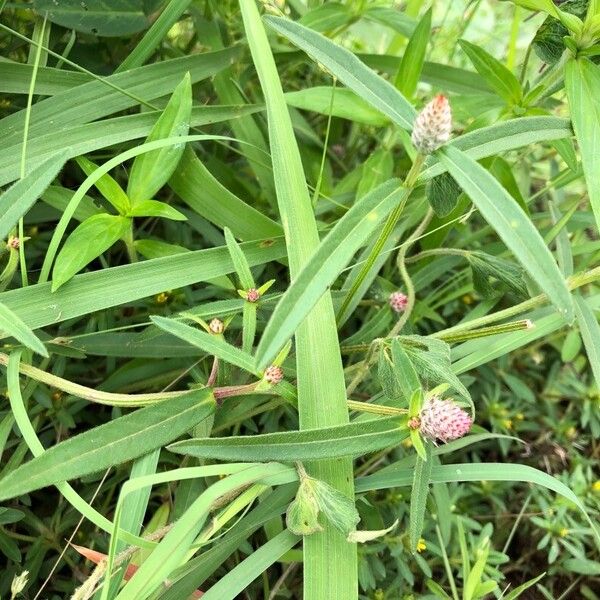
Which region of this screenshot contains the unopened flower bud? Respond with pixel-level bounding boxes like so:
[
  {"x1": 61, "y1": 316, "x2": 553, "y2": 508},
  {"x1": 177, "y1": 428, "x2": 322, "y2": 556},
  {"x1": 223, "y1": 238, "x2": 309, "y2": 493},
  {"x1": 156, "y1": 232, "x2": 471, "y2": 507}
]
[
  {"x1": 7, "y1": 236, "x2": 20, "y2": 250},
  {"x1": 246, "y1": 288, "x2": 260, "y2": 303},
  {"x1": 411, "y1": 94, "x2": 452, "y2": 155},
  {"x1": 389, "y1": 291, "x2": 408, "y2": 313},
  {"x1": 209, "y1": 318, "x2": 224, "y2": 335},
  {"x1": 419, "y1": 396, "x2": 471, "y2": 443},
  {"x1": 11, "y1": 570, "x2": 29, "y2": 597},
  {"x1": 264, "y1": 365, "x2": 284, "y2": 385}
]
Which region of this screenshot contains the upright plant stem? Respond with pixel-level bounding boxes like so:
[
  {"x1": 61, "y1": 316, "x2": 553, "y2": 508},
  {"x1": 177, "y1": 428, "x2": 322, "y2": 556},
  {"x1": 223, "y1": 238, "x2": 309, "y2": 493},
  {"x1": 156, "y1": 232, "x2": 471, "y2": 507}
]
[
  {"x1": 337, "y1": 154, "x2": 425, "y2": 323},
  {"x1": 239, "y1": 2, "x2": 357, "y2": 598}
]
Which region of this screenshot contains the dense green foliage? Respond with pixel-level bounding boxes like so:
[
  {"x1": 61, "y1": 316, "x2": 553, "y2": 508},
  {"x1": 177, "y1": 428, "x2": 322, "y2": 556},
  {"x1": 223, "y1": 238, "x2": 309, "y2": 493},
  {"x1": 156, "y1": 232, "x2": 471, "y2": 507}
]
[{"x1": 1, "y1": 1, "x2": 600, "y2": 598}]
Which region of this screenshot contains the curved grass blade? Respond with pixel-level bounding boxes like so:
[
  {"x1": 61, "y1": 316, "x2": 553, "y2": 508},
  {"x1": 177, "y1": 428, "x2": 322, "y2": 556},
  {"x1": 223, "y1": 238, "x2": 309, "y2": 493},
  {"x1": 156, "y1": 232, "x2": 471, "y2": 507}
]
[
  {"x1": 439, "y1": 144, "x2": 573, "y2": 321},
  {"x1": 265, "y1": 15, "x2": 416, "y2": 130},
  {"x1": 0, "y1": 151, "x2": 67, "y2": 240},
  {"x1": 255, "y1": 179, "x2": 404, "y2": 369},
  {"x1": 0, "y1": 303, "x2": 48, "y2": 357}
]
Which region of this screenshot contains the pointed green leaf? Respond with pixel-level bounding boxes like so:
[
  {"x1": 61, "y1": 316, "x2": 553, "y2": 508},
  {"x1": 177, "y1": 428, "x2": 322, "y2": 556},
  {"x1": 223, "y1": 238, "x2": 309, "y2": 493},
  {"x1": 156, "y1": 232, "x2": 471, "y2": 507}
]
[
  {"x1": 438, "y1": 144, "x2": 573, "y2": 321},
  {"x1": 126, "y1": 199, "x2": 187, "y2": 221},
  {"x1": 224, "y1": 227, "x2": 255, "y2": 290},
  {"x1": 574, "y1": 294, "x2": 600, "y2": 388},
  {"x1": 75, "y1": 155, "x2": 130, "y2": 214},
  {"x1": 395, "y1": 8, "x2": 432, "y2": 98},
  {"x1": 459, "y1": 40, "x2": 522, "y2": 104},
  {"x1": 0, "y1": 303, "x2": 48, "y2": 357},
  {"x1": 128, "y1": 72, "x2": 192, "y2": 204},
  {"x1": 169, "y1": 416, "x2": 407, "y2": 462},
  {"x1": 265, "y1": 16, "x2": 416, "y2": 130},
  {"x1": 565, "y1": 58, "x2": 600, "y2": 234},
  {"x1": 409, "y1": 445, "x2": 433, "y2": 551},
  {"x1": 52, "y1": 214, "x2": 131, "y2": 291},
  {"x1": 150, "y1": 315, "x2": 255, "y2": 373},
  {"x1": 0, "y1": 151, "x2": 67, "y2": 241}
]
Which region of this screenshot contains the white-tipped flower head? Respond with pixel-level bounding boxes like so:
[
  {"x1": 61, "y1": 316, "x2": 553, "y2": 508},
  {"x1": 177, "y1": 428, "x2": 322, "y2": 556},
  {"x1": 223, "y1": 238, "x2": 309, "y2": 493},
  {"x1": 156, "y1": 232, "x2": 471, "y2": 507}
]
[
  {"x1": 389, "y1": 291, "x2": 408, "y2": 313},
  {"x1": 209, "y1": 318, "x2": 224, "y2": 335},
  {"x1": 411, "y1": 94, "x2": 452, "y2": 155},
  {"x1": 419, "y1": 396, "x2": 472, "y2": 443}
]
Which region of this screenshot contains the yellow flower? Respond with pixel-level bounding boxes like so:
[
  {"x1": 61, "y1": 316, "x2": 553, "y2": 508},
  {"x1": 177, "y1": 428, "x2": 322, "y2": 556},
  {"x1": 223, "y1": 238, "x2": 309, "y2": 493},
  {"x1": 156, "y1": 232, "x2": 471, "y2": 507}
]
[
  {"x1": 559, "y1": 527, "x2": 569, "y2": 538},
  {"x1": 155, "y1": 291, "x2": 170, "y2": 304},
  {"x1": 515, "y1": 413, "x2": 525, "y2": 421},
  {"x1": 592, "y1": 480, "x2": 600, "y2": 492},
  {"x1": 502, "y1": 419, "x2": 513, "y2": 430},
  {"x1": 402, "y1": 437, "x2": 413, "y2": 448},
  {"x1": 462, "y1": 294, "x2": 473, "y2": 305},
  {"x1": 416, "y1": 538, "x2": 427, "y2": 552}
]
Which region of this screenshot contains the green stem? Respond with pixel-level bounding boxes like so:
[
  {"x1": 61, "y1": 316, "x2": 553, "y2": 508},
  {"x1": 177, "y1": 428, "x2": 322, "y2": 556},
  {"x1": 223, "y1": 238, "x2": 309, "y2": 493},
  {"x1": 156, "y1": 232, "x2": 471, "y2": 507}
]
[
  {"x1": 389, "y1": 208, "x2": 434, "y2": 337},
  {"x1": 124, "y1": 222, "x2": 138, "y2": 263},
  {"x1": 337, "y1": 154, "x2": 426, "y2": 323}
]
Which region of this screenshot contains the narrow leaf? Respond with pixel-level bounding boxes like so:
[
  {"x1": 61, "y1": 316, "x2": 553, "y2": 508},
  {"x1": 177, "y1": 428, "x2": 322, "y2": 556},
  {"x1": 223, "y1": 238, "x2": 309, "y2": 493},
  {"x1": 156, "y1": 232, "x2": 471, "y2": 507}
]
[
  {"x1": 409, "y1": 445, "x2": 433, "y2": 551},
  {"x1": 565, "y1": 57, "x2": 600, "y2": 234},
  {"x1": 169, "y1": 416, "x2": 407, "y2": 462},
  {"x1": 265, "y1": 16, "x2": 416, "y2": 130},
  {"x1": 127, "y1": 72, "x2": 192, "y2": 204},
  {"x1": 51, "y1": 214, "x2": 131, "y2": 291},
  {"x1": 150, "y1": 315, "x2": 255, "y2": 373},
  {"x1": 0, "y1": 151, "x2": 66, "y2": 241},
  {"x1": 438, "y1": 144, "x2": 573, "y2": 321},
  {"x1": 0, "y1": 303, "x2": 48, "y2": 357}
]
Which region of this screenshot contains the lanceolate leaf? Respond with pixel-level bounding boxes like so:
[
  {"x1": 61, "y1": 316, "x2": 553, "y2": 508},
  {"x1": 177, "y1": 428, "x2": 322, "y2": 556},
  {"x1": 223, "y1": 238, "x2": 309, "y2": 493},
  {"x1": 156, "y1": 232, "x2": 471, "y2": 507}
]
[
  {"x1": 169, "y1": 416, "x2": 408, "y2": 462},
  {"x1": 439, "y1": 144, "x2": 573, "y2": 322},
  {"x1": 256, "y1": 179, "x2": 404, "y2": 369},
  {"x1": 265, "y1": 15, "x2": 416, "y2": 130},
  {"x1": 459, "y1": 40, "x2": 522, "y2": 104},
  {"x1": 409, "y1": 446, "x2": 433, "y2": 551},
  {"x1": 128, "y1": 73, "x2": 192, "y2": 204},
  {"x1": 395, "y1": 8, "x2": 431, "y2": 98},
  {"x1": 51, "y1": 214, "x2": 131, "y2": 291},
  {"x1": 0, "y1": 390, "x2": 216, "y2": 501},
  {"x1": 565, "y1": 57, "x2": 600, "y2": 234}
]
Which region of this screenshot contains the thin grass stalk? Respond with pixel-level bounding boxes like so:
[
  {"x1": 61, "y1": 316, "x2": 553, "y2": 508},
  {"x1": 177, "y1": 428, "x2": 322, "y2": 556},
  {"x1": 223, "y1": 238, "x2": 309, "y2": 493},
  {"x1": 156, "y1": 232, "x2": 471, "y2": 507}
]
[{"x1": 238, "y1": 1, "x2": 357, "y2": 597}]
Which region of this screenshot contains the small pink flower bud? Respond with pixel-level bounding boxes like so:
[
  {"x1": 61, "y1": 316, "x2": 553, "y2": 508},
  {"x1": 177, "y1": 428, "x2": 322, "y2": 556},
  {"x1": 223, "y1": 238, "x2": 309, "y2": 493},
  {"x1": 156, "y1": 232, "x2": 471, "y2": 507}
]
[
  {"x1": 7, "y1": 236, "x2": 20, "y2": 250},
  {"x1": 389, "y1": 291, "x2": 408, "y2": 313},
  {"x1": 246, "y1": 288, "x2": 260, "y2": 303},
  {"x1": 419, "y1": 397, "x2": 472, "y2": 443},
  {"x1": 408, "y1": 417, "x2": 421, "y2": 430},
  {"x1": 209, "y1": 318, "x2": 224, "y2": 335},
  {"x1": 411, "y1": 94, "x2": 452, "y2": 155},
  {"x1": 264, "y1": 365, "x2": 284, "y2": 385}
]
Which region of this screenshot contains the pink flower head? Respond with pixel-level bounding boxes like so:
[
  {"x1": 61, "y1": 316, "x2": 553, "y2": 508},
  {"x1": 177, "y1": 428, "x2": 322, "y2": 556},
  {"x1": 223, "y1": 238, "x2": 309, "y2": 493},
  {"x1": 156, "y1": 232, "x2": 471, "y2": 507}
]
[
  {"x1": 389, "y1": 291, "x2": 408, "y2": 313},
  {"x1": 264, "y1": 365, "x2": 284, "y2": 385},
  {"x1": 419, "y1": 396, "x2": 472, "y2": 443},
  {"x1": 246, "y1": 288, "x2": 260, "y2": 303},
  {"x1": 411, "y1": 94, "x2": 452, "y2": 155}
]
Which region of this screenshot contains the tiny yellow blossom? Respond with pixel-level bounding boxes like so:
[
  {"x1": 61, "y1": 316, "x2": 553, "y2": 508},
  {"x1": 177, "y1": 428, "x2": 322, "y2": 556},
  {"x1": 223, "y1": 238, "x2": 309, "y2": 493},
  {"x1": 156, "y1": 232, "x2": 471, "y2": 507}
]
[
  {"x1": 502, "y1": 419, "x2": 513, "y2": 430},
  {"x1": 416, "y1": 538, "x2": 427, "y2": 552},
  {"x1": 592, "y1": 480, "x2": 600, "y2": 492},
  {"x1": 155, "y1": 292, "x2": 170, "y2": 304},
  {"x1": 559, "y1": 527, "x2": 569, "y2": 537},
  {"x1": 402, "y1": 437, "x2": 413, "y2": 448},
  {"x1": 462, "y1": 294, "x2": 473, "y2": 305},
  {"x1": 515, "y1": 413, "x2": 525, "y2": 421}
]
